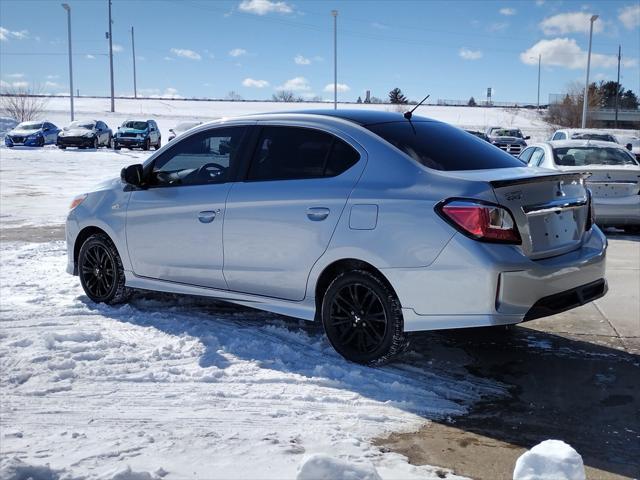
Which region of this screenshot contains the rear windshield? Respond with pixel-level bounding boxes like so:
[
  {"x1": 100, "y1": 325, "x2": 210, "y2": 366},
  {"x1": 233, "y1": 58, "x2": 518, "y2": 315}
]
[
  {"x1": 571, "y1": 133, "x2": 616, "y2": 142},
  {"x1": 554, "y1": 147, "x2": 638, "y2": 166},
  {"x1": 365, "y1": 121, "x2": 524, "y2": 171},
  {"x1": 122, "y1": 121, "x2": 148, "y2": 130}
]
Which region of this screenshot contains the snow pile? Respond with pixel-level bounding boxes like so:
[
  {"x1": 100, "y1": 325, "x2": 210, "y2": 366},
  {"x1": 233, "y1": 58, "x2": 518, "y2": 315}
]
[
  {"x1": 513, "y1": 440, "x2": 585, "y2": 480},
  {"x1": 296, "y1": 454, "x2": 381, "y2": 480},
  {"x1": 0, "y1": 457, "x2": 67, "y2": 480}
]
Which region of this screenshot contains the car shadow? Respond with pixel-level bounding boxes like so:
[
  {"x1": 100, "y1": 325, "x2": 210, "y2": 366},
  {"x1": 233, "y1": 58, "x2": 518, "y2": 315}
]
[
  {"x1": 602, "y1": 227, "x2": 640, "y2": 242},
  {"x1": 81, "y1": 290, "x2": 639, "y2": 478}
]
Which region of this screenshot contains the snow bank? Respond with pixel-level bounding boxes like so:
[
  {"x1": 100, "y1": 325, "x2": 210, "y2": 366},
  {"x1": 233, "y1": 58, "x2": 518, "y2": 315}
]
[
  {"x1": 296, "y1": 454, "x2": 381, "y2": 480},
  {"x1": 0, "y1": 457, "x2": 67, "y2": 480},
  {"x1": 513, "y1": 440, "x2": 585, "y2": 480}
]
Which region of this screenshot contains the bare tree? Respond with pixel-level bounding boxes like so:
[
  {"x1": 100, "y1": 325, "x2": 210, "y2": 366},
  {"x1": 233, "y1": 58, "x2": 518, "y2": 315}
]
[
  {"x1": 545, "y1": 82, "x2": 601, "y2": 128},
  {"x1": 272, "y1": 90, "x2": 300, "y2": 102},
  {"x1": 0, "y1": 85, "x2": 49, "y2": 122},
  {"x1": 225, "y1": 91, "x2": 243, "y2": 101}
]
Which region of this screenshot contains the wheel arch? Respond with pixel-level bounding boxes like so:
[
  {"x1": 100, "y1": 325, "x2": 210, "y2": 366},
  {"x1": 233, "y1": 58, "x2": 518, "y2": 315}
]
[
  {"x1": 313, "y1": 258, "x2": 399, "y2": 321},
  {"x1": 73, "y1": 226, "x2": 111, "y2": 272}
]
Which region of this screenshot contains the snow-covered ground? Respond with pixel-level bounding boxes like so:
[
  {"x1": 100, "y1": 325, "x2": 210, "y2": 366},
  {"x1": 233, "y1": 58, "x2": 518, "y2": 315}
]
[{"x1": 0, "y1": 120, "x2": 514, "y2": 478}]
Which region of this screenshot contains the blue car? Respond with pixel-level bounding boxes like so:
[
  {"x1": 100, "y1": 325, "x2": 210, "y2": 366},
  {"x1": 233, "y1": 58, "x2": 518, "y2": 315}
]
[
  {"x1": 5, "y1": 120, "x2": 60, "y2": 147},
  {"x1": 113, "y1": 119, "x2": 161, "y2": 151}
]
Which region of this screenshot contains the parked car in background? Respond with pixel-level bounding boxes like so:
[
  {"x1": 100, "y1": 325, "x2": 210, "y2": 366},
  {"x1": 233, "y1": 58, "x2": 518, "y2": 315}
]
[
  {"x1": 464, "y1": 129, "x2": 490, "y2": 141},
  {"x1": 4, "y1": 121, "x2": 59, "y2": 147},
  {"x1": 520, "y1": 140, "x2": 640, "y2": 233},
  {"x1": 67, "y1": 110, "x2": 607, "y2": 365},
  {"x1": 549, "y1": 129, "x2": 617, "y2": 143},
  {"x1": 57, "y1": 120, "x2": 112, "y2": 149},
  {"x1": 485, "y1": 127, "x2": 530, "y2": 156},
  {"x1": 614, "y1": 135, "x2": 640, "y2": 161},
  {"x1": 114, "y1": 119, "x2": 161, "y2": 151},
  {"x1": 168, "y1": 121, "x2": 203, "y2": 142}
]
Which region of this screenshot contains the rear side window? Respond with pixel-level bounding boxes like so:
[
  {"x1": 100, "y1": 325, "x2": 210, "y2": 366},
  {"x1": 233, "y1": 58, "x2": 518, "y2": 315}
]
[
  {"x1": 247, "y1": 127, "x2": 359, "y2": 181},
  {"x1": 365, "y1": 121, "x2": 524, "y2": 171},
  {"x1": 552, "y1": 132, "x2": 566, "y2": 140},
  {"x1": 529, "y1": 148, "x2": 545, "y2": 166},
  {"x1": 519, "y1": 147, "x2": 534, "y2": 164}
]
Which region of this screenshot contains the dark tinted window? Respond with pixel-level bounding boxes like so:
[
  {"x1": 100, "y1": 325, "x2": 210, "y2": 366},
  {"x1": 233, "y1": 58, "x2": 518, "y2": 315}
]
[
  {"x1": 552, "y1": 132, "x2": 566, "y2": 140},
  {"x1": 325, "y1": 138, "x2": 360, "y2": 176},
  {"x1": 149, "y1": 126, "x2": 247, "y2": 187},
  {"x1": 366, "y1": 121, "x2": 524, "y2": 171},
  {"x1": 248, "y1": 127, "x2": 336, "y2": 181}
]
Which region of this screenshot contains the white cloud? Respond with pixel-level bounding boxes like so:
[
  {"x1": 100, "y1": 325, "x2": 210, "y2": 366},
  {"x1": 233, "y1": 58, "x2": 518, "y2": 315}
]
[
  {"x1": 499, "y1": 7, "x2": 516, "y2": 16},
  {"x1": 520, "y1": 38, "x2": 637, "y2": 69},
  {"x1": 229, "y1": 48, "x2": 247, "y2": 57},
  {"x1": 112, "y1": 43, "x2": 123, "y2": 53},
  {"x1": 238, "y1": 0, "x2": 292, "y2": 15},
  {"x1": 163, "y1": 56, "x2": 174, "y2": 61},
  {"x1": 5, "y1": 73, "x2": 24, "y2": 78},
  {"x1": 170, "y1": 48, "x2": 201, "y2": 60},
  {"x1": 0, "y1": 26, "x2": 29, "y2": 41},
  {"x1": 536, "y1": 0, "x2": 545, "y2": 5},
  {"x1": 44, "y1": 81, "x2": 61, "y2": 88},
  {"x1": 459, "y1": 47, "x2": 483, "y2": 60},
  {"x1": 323, "y1": 83, "x2": 350, "y2": 93},
  {"x1": 619, "y1": 4, "x2": 640, "y2": 29},
  {"x1": 277, "y1": 76, "x2": 311, "y2": 91},
  {"x1": 86, "y1": 54, "x2": 95, "y2": 60},
  {"x1": 9, "y1": 81, "x2": 28, "y2": 88},
  {"x1": 141, "y1": 87, "x2": 183, "y2": 99},
  {"x1": 46, "y1": 74, "x2": 59, "y2": 80},
  {"x1": 294, "y1": 54, "x2": 311, "y2": 65},
  {"x1": 242, "y1": 78, "x2": 270, "y2": 88},
  {"x1": 487, "y1": 22, "x2": 509, "y2": 32},
  {"x1": 540, "y1": 12, "x2": 603, "y2": 35}
]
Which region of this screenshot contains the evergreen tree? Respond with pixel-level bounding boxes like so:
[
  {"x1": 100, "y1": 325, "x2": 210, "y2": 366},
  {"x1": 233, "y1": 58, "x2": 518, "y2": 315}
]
[
  {"x1": 388, "y1": 88, "x2": 408, "y2": 104},
  {"x1": 468, "y1": 96, "x2": 477, "y2": 107},
  {"x1": 356, "y1": 96, "x2": 362, "y2": 104}
]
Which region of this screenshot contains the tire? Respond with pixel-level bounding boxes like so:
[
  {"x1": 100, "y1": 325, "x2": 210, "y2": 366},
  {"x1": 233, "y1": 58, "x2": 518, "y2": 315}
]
[
  {"x1": 623, "y1": 225, "x2": 640, "y2": 234},
  {"x1": 58, "y1": 145, "x2": 66, "y2": 150},
  {"x1": 155, "y1": 139, "x2": 161, "y2": 150},
  {"x1": 143, "y1": 138, "x2": 150, "y2": 151},
  {"x1": 321, "y1": 270, "x2": 408, "y2": 365},
  {"x1": 78, "y1": 233, "x2": 130, "y2": 304},
  {"x1": 38, "y1": 137, "x2": 45, "y2": 147},
  {"x1": 92, "y1": 137, "x2": 99, "y2": 149},
  {"x1": 114, "y1": 143, "x2": 121, "y2": 150},
  {"x1": 106, "y1": 134, "x2": 112, "y2": 148}
]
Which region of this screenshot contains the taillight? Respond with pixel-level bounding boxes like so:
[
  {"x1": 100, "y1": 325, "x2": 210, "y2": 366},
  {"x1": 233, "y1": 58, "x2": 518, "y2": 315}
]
[{"x1": 437, "y1": 199, "x2": 521, "y2": 244}]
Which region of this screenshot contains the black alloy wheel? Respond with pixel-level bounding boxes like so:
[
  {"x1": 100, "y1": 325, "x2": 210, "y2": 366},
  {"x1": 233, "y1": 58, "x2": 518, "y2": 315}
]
[
  {"x1": 93, "y1": 137, "x2": 99, "y2": 149},
  {"x1": 143, "y1": 138, "x2": 150, "y2": 151},
  {"x1": 322, "y1": 270, "x2": 408, "y2": 365},
  {"x1": 78, "y1": 233, "x2": 129, "y2": 304}
]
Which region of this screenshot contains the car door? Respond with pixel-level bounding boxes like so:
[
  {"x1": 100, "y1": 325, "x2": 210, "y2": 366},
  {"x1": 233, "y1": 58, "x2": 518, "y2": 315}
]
[
  {"x1": 44, "y1": 122, "x2": 57, "y2": 144},
  {"x1": 149, "y1": 121, "x2": 159, "y2": 144},
  {"x1": 125, "y1": 125, "x2": 249, "y2": 288},
  {"x1": 96, "y1": 121, "x2": 106, "y2": 144},
  {"x1": 223, "y1": 124, "x2": 365, "y2": 301}
]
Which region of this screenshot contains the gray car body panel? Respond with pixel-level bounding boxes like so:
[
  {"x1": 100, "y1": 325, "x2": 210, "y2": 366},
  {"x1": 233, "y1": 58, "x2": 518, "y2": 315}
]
[{"x1": 67, "y1": 113, "x2": 607, "y2": 331}]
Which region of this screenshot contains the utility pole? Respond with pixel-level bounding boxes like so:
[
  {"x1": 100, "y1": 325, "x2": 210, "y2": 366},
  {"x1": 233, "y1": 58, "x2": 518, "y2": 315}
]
[
  {"x1": 581, "y1": 14, "x2": 598, "y2": 128},
  {"x1": 131, "y1": 26, "x2": 137, "y2": 99},
  {"x1": 332, "y1": 10, "x2": 338, "y2": 110},
  {"x1": 537, "y1": 53, "x2": 541, "y2": 110},
  {"x1": 62, "y1": 3, "x2": 74, "y2": 121},
  {"x1": 107, "y1": 0, "x2": 115, "y2": 112},
  {"x1": 614, "y1": 45, "x2": 621, "y2": 129}
]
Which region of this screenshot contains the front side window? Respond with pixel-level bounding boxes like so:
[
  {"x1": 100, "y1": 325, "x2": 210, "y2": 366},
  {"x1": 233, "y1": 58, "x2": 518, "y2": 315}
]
[
  {"x1": 247, "y1": 127, "x2": 357, "y2": 181},
  {"x1": 366, "y1": 121, "x2": 524, "y2": 171},
  {"x1": 554, "y1": 147, "x2": 638, "y2": 167},
  {"x1": 149, "y1": 126, "x2": 247, "y2": 187}
]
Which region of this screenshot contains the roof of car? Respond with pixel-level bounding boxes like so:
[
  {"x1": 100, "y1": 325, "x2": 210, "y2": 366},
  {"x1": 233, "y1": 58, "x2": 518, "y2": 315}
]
[
  {"x1": 554, "y1": 128, "x2": 613, "y2": 134},
  {"x1": 546, "y1": 139, "x2": 627, "y2": 149},
  {"x1": 272, "y1": 109, "x2": 436, "y2": 125}
]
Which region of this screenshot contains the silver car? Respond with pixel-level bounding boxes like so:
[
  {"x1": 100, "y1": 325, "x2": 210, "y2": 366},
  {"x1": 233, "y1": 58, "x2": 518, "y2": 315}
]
[
  {"x1": 520, "y1": 140, "x2": 640, "y2": 233},
  {"x1": 66, "y1": 111, "x2": 607, "y2": 364}
]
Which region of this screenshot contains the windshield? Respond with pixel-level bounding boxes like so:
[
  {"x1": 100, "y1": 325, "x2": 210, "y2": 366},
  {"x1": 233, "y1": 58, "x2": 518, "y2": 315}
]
[
  {"x1": 122, "y1": 121, "x2": 148, "y2": 130},
  {"x1": 490, "y1": 128, "x2": 522, "y2": 138},
  {"x1": 17, "y1": 122, "x2": 43, "y2": 131},
  {"x1": 554, "y1": 147, "x2": 638, "y2": 166},
  {"x1": 69, "y1": 121, "x2": 95, "y2": 129},
  {"x1": 571, "y1": 133, "x2": 616, "y2": 142},
  {"x1": 366, "y1": 121, "x2": 525, "y2": 171}
]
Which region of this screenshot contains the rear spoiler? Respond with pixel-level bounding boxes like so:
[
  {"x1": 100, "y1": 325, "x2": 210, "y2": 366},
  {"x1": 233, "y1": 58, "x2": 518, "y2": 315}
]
[{"x1": 490, "y1": 172, "x2": 591, "y2": 188}]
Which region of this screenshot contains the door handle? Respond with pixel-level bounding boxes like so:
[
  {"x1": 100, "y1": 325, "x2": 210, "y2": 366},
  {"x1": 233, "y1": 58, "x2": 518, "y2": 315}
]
[
  {"x1": 198, "y1": 210, "x2": 217, "y2": 223},
  {"x1": 306, "y1": 207, "x2": 330, "y2": 221}
]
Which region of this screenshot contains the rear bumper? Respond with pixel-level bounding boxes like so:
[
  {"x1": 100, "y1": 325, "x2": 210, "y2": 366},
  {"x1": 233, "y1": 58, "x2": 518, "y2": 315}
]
[
  {"x1": 594, "y1": 196, "x2": 640, "y2": 226},
  {"x1": 383, "y1": 227, "x2": 607, "y2": 332}
]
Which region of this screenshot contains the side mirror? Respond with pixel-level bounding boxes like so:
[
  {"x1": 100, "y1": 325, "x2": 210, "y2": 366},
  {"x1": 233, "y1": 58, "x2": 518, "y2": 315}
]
[
  {"x1": 121, "y1": 164, "x2": 144, "y2": 187},
  {"x1": 525, "y1": 136, "x2": 531, "y2": 140},
  {"x1": 627, "y1": 143, "x2": 633, "y2": 151}
]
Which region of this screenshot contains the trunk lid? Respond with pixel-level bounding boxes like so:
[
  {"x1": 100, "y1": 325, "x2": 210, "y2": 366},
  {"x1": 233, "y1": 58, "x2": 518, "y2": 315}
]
[
  {"x1": 559, "y1": 165, "x2": 640, "y2": 199},
  {"x1": 446, "y1": 167, "x2": 591, "y2": 259}
]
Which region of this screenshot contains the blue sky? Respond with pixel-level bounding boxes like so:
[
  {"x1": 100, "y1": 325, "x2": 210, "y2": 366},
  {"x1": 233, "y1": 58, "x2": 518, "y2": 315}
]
[{"x1": 1, "y1": 0, "x2": 639, "y2": 103}]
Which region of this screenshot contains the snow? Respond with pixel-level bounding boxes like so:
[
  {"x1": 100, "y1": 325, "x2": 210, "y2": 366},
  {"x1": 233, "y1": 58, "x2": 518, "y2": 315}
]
[
  {"x1": 513, "y1": 440, "x2": 586, "y2": 480},
  {"x1": 296, "y1": 454, "x2": 382, "y2": 480},
  {"x1": 0, "y1": 97, "x2": 520, "y2": 478}
]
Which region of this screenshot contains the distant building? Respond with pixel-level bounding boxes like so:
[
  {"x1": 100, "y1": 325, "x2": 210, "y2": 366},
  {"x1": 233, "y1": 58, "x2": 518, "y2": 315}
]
[{"x1": 364, "y1": 90, "x2": 371, "y2": 103}]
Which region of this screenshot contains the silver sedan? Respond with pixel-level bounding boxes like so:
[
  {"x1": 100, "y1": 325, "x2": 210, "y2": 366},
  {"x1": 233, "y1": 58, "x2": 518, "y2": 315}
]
[
  {"x1": 520, "y1": 139, "x2": 640, "y2": 233},
  {"x1": 66, "y1": 111, "x2": 607, "y2": 364}
]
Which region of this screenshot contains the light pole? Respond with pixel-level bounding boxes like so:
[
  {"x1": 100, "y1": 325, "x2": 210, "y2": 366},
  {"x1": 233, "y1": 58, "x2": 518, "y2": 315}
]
[
  {"x1": 131, "y1": 26, "x2": 137, "y2": 99},
  {"x1": 581, "y1": 14, "x2": 598, "y2": 128},
  {"x1": 331, "y1": 9, "x2": 338, "y2": 110},
  {"x1": 107, "y1": 0, "x2": 115, "y2": 112},
  {"x1": 62, "y1": 3, "x2": 74, "y2": 121},
  {"x1": 537, "y1": 53, "x2": 541, "y2": 110}
]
